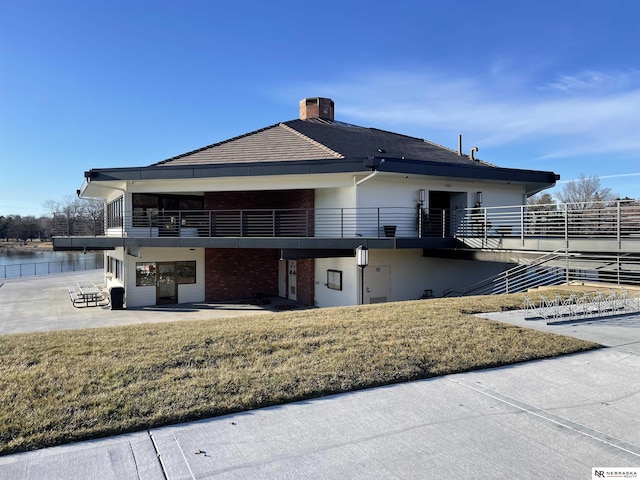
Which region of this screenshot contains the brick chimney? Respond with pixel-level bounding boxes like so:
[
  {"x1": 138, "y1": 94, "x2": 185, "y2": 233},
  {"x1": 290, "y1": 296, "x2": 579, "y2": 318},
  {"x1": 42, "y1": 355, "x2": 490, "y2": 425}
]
[{"x1": 299, "y1": 97, "x2": 334, "y2": 121}]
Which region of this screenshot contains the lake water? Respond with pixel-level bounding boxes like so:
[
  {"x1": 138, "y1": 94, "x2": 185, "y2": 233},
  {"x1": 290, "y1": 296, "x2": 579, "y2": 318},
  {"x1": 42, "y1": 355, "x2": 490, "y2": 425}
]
[{"x1": 0, "y1": 249, "x2": 103, "y2": 279}]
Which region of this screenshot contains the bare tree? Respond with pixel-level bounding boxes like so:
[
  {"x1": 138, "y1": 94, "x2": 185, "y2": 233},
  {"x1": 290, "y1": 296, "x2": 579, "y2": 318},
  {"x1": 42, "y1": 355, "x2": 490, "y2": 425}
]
[
  {"x1": 84, "y1": 199, "x2": 105, "y2": 236},
  {"x1": 555, "y1": 174, "x2": 616, "y2": 209},
  {"x1": 527, "y1": 192, "x2": 556, "y2": 211},
  {"x1": 44, "y1": 195, "x2": 103, "y2": 236}
]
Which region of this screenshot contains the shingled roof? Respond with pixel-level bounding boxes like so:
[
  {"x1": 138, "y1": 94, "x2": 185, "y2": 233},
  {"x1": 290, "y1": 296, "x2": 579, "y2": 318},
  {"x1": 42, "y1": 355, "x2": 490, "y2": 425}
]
[
  {"x1": 82, "y1": 98, "x2": 558, "y2": 196},
  {"x1": 154, "y1": 117, "x2": 490, "y2": 168}
]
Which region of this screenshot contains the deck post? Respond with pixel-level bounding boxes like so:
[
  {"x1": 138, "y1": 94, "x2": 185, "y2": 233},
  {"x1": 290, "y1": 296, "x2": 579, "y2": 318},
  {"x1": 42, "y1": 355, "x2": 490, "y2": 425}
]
[
  {"x1": 520, "y1": 205, "x2": 525, "y2": 247},
  {"x1": 617, "y1": 200, "x2": 621, "y2": 249}
]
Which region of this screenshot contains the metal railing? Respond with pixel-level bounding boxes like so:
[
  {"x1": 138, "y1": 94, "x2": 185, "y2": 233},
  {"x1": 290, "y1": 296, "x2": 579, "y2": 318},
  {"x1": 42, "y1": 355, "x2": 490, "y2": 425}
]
[
  {"x1": 53, "y1": 200, "x2": 640, "y2": 243},
  {"x1": 0, "y1": 257, "x2": 105, "y2": 279},
  {"x1": 443, "y1": 251, "x2": 566, "y2": 297},
  {"x1": 56, "y1": 207, "x2": 422, "y2": 239},
  {"x1": 456, "y1": 200, "x2": 640, "y2": 243},
  {"x1": 443, "y1": 252, "x2": 640, "y2": 297}
]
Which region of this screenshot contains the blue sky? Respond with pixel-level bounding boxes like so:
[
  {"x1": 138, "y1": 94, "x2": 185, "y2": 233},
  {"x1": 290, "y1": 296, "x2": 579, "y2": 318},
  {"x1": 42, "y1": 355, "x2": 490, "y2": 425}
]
[{"x1": 1, "y1": 0, "x2": 639, "y2": 217}]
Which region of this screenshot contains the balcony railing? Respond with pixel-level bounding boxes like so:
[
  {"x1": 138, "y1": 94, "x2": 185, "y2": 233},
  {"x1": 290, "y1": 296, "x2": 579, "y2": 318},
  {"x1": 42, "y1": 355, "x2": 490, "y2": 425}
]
[
  {"x1": 53, "y1": 200, "x2": 640, "y2": 244},
  {"x1": 55, "y1": 207, "x2": 425, "y2": 239},
  {"x1": 455, "y1": 201, "x2": 640, "y2": 242}
]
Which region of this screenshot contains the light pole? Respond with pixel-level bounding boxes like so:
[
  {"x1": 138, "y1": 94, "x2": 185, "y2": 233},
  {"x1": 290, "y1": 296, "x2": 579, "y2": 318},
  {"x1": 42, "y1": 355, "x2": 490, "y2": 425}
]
[{"x1": 356, "y1": 245, "x2": 369, "y2": 305}]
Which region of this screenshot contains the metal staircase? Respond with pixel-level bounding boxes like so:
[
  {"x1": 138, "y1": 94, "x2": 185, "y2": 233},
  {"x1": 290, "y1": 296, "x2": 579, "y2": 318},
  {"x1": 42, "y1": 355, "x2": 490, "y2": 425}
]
[{"x1": 443, "y1": 251, "x2": 640, "y2": 297}]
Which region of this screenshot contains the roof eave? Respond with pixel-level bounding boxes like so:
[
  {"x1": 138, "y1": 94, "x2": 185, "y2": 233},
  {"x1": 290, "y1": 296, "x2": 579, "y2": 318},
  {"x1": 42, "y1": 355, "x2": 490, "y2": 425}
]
[
  {"x1": 368, "y1": 156, "x2": 558, "y2": 190},
  {"x1": 85, "y1": 158, "x2": 370, "y2": 183},
  {"x1": 83, "y1": 156, "x2": 558, "y2": 192}
]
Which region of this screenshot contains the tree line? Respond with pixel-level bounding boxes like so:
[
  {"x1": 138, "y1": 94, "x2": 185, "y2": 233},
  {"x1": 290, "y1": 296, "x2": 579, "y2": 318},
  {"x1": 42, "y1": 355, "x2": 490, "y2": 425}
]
[
  {"x1": 528, "y1": 174, "x2": 636, "y2": 210},
  {"x1": 0, "y1": 196, "x2": 103, "y2": 242}
]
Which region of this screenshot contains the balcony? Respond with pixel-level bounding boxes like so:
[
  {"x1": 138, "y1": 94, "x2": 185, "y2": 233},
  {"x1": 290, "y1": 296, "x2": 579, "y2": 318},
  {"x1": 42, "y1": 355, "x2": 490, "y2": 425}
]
[
  {"x1": 455, "y1": 201, "x2": 640, "y2": 252},
  {"x1": 52, "y1": 201, "x2": 640, "y2": 253},
  {"x1": 53, "y1": 207, "x2": 447, "y2": 250}
]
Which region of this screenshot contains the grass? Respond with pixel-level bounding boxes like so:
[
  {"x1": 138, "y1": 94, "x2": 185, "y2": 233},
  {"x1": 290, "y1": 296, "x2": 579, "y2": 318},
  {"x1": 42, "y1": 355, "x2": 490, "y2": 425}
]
[{"x1": 0, "y1": 292, "x2": 598, "y2": 456}]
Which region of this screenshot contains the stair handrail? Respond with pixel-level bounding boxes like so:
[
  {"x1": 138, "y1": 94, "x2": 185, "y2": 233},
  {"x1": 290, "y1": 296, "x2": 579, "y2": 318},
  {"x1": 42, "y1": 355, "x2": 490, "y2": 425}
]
[{"x1": 442, "y1": 250, "x2": 565, "y2": 297}]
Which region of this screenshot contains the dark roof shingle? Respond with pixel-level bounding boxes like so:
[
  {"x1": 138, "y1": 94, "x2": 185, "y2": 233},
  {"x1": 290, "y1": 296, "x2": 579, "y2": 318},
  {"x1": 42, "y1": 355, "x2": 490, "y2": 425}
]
[{"x1": 154, "y1": 118, "x2": 489, "y2": 168}]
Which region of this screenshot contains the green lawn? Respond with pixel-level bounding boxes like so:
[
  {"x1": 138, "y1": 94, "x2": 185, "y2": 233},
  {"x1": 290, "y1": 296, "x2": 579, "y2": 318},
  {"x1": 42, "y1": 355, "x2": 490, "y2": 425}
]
[{"x1": 0, "y1": 292, "x2": 598, "y2": 455}]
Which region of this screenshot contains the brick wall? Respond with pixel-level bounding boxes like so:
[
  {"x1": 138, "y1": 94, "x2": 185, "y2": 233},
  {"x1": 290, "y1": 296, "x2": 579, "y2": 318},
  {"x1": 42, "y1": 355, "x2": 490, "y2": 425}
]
[
  {"x1": 204, "y1": 248, "x2": 280, "y2": 301},
  {"x1": 294, "y1": 258, "x2": 315, "y2": 305},
  {"x1": 203, "y1": 189, "x2": 315, "y2": 304}
]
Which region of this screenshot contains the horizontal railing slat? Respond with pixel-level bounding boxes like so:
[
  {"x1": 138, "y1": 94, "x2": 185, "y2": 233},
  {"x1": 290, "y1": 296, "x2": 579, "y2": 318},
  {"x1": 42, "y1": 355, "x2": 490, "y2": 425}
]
[{"x1": 52, "y1": 200, "x2": 640, "y2": 244}]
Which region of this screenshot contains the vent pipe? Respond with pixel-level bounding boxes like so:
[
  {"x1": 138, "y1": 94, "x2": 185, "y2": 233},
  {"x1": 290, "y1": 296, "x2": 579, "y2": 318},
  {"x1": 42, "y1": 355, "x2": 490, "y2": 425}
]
[
  {"x1": 458, "y1": 134, "x2": 462, "y2": 156},
  {"x1": 470, "y1": 147, "x2": 479, "y2": 161}
]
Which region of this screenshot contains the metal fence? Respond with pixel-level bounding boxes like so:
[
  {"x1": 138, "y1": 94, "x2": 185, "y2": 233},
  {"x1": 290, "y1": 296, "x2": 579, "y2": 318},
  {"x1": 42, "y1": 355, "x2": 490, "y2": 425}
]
[{"x1": 0, "y1": 257, "x2": 105, "y2": 279}]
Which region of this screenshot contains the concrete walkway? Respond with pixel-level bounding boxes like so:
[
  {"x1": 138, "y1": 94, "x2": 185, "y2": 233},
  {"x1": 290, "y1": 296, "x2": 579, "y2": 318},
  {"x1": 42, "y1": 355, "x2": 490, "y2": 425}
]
[
  {"x1": 0, "y1": 270, "x2": 303, "y2": 335},
  {"x1": 1, "y1": 273, "x2": 639, "y2": 479}
]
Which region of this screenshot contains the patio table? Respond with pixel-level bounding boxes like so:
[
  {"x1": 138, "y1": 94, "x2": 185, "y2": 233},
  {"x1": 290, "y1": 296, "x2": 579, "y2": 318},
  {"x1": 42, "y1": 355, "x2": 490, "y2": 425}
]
[{"x1": 77, "y1": 283, "x2": 101, "y2": 307}]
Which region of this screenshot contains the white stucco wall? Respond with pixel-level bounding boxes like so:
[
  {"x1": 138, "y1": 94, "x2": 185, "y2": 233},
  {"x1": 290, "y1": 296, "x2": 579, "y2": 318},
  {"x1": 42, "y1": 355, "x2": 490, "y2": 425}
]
[
  {"x1": 314, "y1": 249, "x2": 512, "y2": 307},
  {"x1": 314, "y1": 256, "x2": 359, "y2": 307},
  {"x1": 366, "y1": 249, "x2": 510, "y2": 299},
  {"x1": 315, "y1": 187, "x2": 357, "y2": 237},
  {"x1": 353, "y1": 174, "x2": 526, "y2": 237},
  {"x1": 356, "y1": 175, "x2": 525, "y2": 209},
  {"x1": 121, "y1": 247, "x2": 205, "y2": 308},
  {"x1": 105, "y1": 248, "x2": 125, "y2": 291}
]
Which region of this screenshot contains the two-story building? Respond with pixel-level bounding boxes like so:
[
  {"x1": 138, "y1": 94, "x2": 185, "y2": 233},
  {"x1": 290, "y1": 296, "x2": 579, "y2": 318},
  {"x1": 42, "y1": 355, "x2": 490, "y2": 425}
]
[{"x1": 55, "y1": 98, "x2": 559, "y2": 308}]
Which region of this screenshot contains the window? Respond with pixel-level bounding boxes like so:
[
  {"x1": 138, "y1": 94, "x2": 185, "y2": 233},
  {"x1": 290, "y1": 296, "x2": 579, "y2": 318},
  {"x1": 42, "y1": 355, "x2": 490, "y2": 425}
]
[
  {"x1": 136, "y1": 262, "x2": 156, "y2": 286},
  {"x1": 132, "y1": 194, "x2": 159, "y2": 227},
  {"x1": 327, "y1": 269, "x2": 342, "y2": 290},
  {"x1": 135, "y1": 261, "x2": 196, "y2": 286},
  {"x1": 107, "y1": 256, "x2": 123, "y2": 280},
  {"x1": 107, "y1": 197, "x2": 123, "y2": 228},
  {"x1": 131, "y1": 194, "x2": 204, "y2": 227},
  {"x1": 177, "y1": 261, "x2": 196, "y2": 284}
]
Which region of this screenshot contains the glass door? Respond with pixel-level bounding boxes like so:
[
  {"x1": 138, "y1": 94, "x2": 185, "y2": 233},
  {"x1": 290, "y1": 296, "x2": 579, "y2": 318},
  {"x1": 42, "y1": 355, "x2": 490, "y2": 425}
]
[{"x1": 156, "y1": 262, "x2": 177, "y2": 304}]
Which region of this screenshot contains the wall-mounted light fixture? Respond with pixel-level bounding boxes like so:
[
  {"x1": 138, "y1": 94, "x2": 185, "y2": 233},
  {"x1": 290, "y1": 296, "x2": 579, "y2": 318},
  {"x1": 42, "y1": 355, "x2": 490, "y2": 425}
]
[
  {"x1": 475, "y1": 191, "x2": 483, "y2": 206},
  {"x1": 417, "y1": 189, "x2": 426, "y2": 238}
]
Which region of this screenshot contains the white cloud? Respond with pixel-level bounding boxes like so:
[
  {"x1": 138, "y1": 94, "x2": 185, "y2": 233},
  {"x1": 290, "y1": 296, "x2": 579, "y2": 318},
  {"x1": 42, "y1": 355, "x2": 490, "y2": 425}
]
[
  {"x1": 542, "y1": 69, "x2": 640, "y2": 92},
  {"x1": 289, "y1": 68, "x2": 640, "y2": 160}
]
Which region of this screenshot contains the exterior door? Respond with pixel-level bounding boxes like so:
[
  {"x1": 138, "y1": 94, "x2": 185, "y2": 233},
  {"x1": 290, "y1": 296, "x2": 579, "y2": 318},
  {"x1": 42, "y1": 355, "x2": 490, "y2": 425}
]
[
  {"x1": 156, "y1": 262, "x2": 177, "y2": 304},
  {"x1": 364, "y1": 265, "x2": 391, "y2": 304},
  {"x1": 288, "y1": 260, "x2": 297, "y2": 301},
  {"x1": 278, "y1": 260, "x2": 287, "y2": 298},
  {"x1": 427, "y1": 191, "x2": 467, "y2": 236}
]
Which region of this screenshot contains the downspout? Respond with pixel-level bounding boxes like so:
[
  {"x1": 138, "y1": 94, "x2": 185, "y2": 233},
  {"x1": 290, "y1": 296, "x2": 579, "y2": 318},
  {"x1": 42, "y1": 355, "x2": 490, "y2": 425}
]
[
  {"x1": 353, "y1": 170, "x2": 380, "y2": 241},
  {"x1": 354, "y1": 170, "x2": 379, "y2": 186}
]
